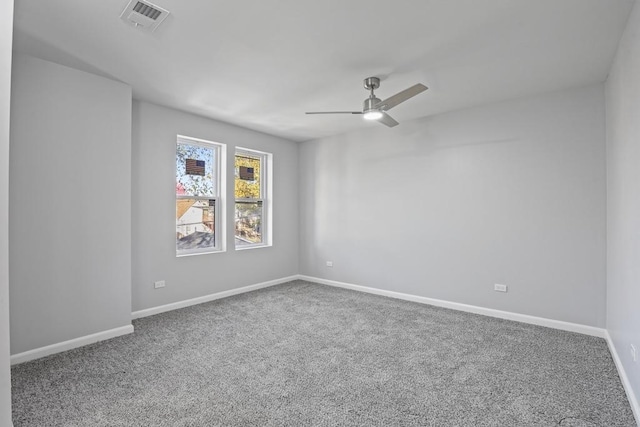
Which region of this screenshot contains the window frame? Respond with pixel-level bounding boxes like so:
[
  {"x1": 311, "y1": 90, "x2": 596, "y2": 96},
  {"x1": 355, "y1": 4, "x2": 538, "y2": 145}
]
[
  {"x1": 234, "y1": 147, "x2": 272, "y2": 250},
  {"x1": 176, "y1": 135, "x2": 226, "y2": 257}
]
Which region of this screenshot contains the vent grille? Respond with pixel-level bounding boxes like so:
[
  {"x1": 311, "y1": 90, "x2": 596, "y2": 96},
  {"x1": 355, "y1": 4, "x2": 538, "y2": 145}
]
[
  {"x1": 120, "y1": 0, "x2": 169, "y2": 32},
  {"x1": 132, "y1": 2, "x2": 162, "y2": 20}
]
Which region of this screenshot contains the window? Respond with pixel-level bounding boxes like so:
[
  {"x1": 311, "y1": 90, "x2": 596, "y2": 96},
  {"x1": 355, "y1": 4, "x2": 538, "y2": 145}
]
[
  {"x1": 235, "y1": 148, "x2": 271, "y2": 249},
  {"x1": 176, "y1": 136, "x2": 225, "y2": 256}
]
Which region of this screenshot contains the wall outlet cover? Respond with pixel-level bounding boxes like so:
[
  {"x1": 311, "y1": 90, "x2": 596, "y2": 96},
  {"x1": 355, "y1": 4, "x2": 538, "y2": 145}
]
[
  {"x1": 326, "y1": 261, "x2": 333, "y2": 267},
  {"x1": 494, "y1": 284, "x2": 508, "y2": 292},
  {"x1": 154, "y1": 280, "x2": 166, "y2": 289}
]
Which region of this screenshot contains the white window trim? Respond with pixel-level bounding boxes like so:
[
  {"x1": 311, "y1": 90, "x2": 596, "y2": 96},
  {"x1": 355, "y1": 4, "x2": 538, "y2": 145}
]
[
  {"x1": 235, "y1": 147, "x2": 272, "y2": 250},
  {"x1": 176, "y1": 135, "x2": 226, "y2": 257}
]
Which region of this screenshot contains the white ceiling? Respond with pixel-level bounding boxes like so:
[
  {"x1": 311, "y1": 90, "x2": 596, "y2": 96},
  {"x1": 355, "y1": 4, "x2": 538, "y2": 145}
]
[{"x1": 12, "y1": 0, "x2": 635, "y2": 142}]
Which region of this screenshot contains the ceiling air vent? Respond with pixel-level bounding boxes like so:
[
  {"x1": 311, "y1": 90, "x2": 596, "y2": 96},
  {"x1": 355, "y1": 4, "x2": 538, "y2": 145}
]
[{"x1": 120, "y1": 0, "x2": 169, "y2": 32}]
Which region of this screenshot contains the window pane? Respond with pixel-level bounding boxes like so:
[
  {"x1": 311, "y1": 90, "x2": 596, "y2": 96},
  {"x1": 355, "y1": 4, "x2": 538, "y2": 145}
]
[
  {"x1": 176, "y1": 199, "x2": 216, "y2": 252},
  {"x1": 235, "y1": 154, "x2": 261, "y2": 199},
  {"x1": 177, "y1": 143, "x2": 216, "y2": 197},
  {"x1": 235, "y1": 201, "x2": 263, "y2": 246}
]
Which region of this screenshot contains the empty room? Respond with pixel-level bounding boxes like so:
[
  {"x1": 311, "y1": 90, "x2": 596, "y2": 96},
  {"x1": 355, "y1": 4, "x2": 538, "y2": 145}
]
[{"x1": 1, "y1": 0, "x2": 640, "y2": 425}]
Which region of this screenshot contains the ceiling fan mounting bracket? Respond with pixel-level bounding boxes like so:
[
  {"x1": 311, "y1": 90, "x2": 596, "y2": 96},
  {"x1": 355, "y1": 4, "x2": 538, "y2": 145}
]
[{"x1": 363, "y1": 77, "x2": 380, "y2": 91}]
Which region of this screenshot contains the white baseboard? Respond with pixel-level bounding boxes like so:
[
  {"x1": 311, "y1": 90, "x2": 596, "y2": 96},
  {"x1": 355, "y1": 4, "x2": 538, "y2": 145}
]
[
  {"x1": 10, "y1": 324, "x2": 134, "y2": 365},
  {"x1": 298, "y1": 275, "x2": 606, "y2": 338},
  {"x1": 605, "y1": 331, "x2": 640, "y2": 425},
  {"x1": 9, "y1": 275, "x2": 635, "y2": 422},
  {"x1": 131, "y1": 275, "x2": 299, "y2": 320}
]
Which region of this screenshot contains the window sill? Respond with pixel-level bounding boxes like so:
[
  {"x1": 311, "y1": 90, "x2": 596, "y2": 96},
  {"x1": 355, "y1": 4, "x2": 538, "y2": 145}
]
[
  {"x1": 176, "y1": 249, "x2": 226, "y2": 258},
  {"x1": 235, "y1": 244, "x2": 271, "y2": 251}
]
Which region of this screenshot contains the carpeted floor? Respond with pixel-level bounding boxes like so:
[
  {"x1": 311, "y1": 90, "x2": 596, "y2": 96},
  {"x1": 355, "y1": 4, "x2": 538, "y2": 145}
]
[{"x1": 11, "y1": 280, "x2": 636, "y2": 426}]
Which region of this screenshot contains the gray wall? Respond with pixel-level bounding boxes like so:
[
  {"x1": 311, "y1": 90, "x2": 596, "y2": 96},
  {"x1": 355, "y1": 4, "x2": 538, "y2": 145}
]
[
  {"x1": 299, "y1": 85, "x2": 606, "y2": 327},
  {"x1": 1, "y1": 1, "x2": 14, "y2": 423},
  {"x1": 132, "y1": 101, "x2": 299, "y2": 312},
  {"x1": 606, "y1": 0, "x2": 640, "y2": 410},
  {"x1": 9, "y1": 54, "x2": 133, "y2": 354}
]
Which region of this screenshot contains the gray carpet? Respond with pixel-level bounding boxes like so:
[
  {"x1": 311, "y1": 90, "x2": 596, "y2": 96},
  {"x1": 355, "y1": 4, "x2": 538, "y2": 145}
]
[{"x1": 11, "y1": 280, "x2": 636, "y2": 426}]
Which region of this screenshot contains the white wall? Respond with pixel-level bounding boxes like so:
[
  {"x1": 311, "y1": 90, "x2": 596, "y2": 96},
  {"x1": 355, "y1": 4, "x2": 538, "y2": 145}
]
[
  {"x1": 1, "y1": 1, "x2": 14, "y2": 423},
  {"x1": 606, "y1": 0, "x2": 640, "y2": 413},
  {"x1": 300, "y1": 84, "x2": 606, "y2": 327},
  {"x1": 132, "y1": 101, "x2": 298, "y2": 312},
  {"x1": 9, "y1": 54, "x2": 133, "y2": 354}
]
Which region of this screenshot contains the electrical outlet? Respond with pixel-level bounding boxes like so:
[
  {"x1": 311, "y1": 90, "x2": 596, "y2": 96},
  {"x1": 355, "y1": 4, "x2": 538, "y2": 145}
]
[
  {"x1": 154, "y1": 280, "x2": 166, "y2": 289},
  {"x1": 326, "y1": 261, "x2": 333, "y2": 267},
  {"x1": 631, "y1": 344, "x2": 637, "y2": 363},
  {"x1": 494, "y1": 284, "x2": 507, "y2": 293}
]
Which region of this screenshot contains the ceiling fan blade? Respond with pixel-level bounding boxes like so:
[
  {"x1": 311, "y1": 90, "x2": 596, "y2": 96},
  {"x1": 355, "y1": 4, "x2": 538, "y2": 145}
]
[
  {"x1": 305, "y1": 111, "x2": 363, "y2": 115},
  {"x1": 378, "y1": 112, "x2": 399, "y2": 127},
  {"x1": 376, "y1": 83, "x2": 428, "y2": 111}
]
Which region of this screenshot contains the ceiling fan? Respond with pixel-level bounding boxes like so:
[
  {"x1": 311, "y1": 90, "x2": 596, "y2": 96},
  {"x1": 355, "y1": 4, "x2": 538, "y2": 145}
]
[{"x1": 306, "y1": 77, "x2": 428, "y2": 127}]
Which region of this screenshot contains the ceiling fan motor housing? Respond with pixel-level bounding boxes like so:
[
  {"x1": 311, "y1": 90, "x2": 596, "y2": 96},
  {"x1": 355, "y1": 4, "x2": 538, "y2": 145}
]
[{"x1": 363, "y1": 96, "x2": 382, "y2": 112}]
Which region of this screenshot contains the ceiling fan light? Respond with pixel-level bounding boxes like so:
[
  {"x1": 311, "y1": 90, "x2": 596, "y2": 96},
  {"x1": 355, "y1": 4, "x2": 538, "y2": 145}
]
[{"x1": 363, "y1": 110, "x2": 383, "y2": 120}]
